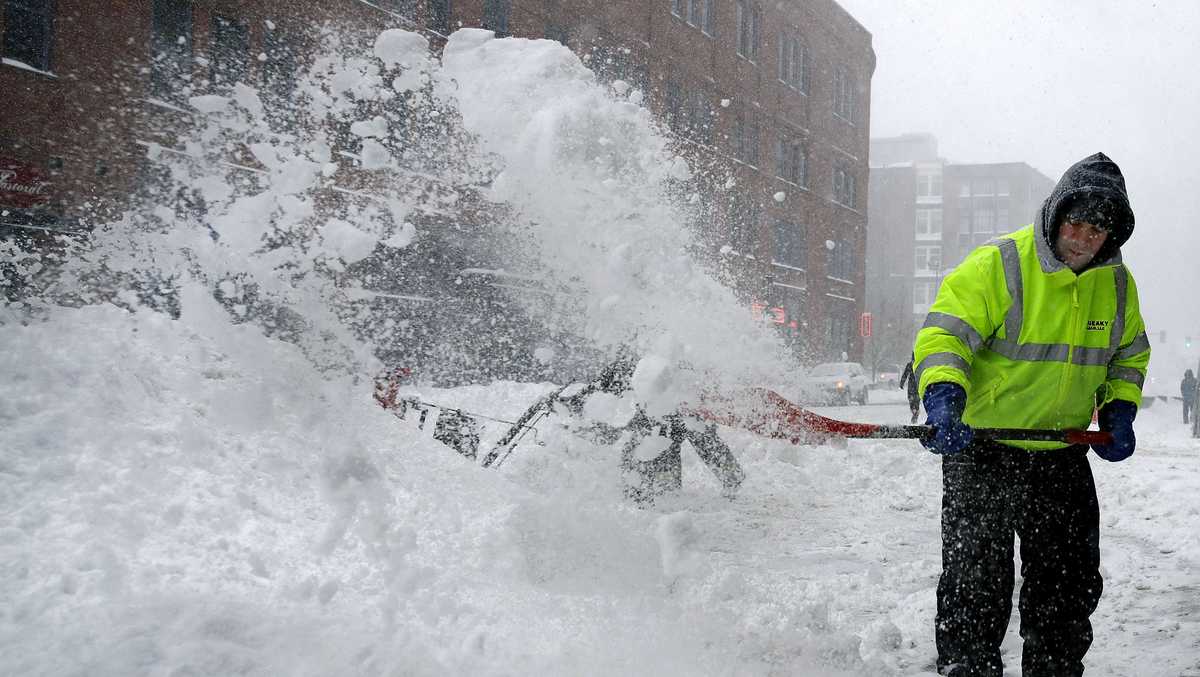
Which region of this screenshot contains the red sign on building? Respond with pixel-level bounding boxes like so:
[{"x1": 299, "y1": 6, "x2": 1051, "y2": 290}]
[
  {"x1": 0, "y1": 157, "x2": 53, "y2": 209},
  {"x1": 859, "y1": 312, "x2": 873, "y2": 338}
]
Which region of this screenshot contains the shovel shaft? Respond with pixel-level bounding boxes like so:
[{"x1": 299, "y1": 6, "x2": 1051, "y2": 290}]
[
  {"x1": 854, "y1": 424, "x2": 1112, "y2": 446},
  {"x1": 691, "y1": 388, "x2": 1113, "y2": 447}
]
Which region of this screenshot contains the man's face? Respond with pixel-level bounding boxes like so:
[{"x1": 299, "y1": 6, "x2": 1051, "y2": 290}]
[{"x1": 1055, "y1": 219, "x2": 1109, "y2": 272}]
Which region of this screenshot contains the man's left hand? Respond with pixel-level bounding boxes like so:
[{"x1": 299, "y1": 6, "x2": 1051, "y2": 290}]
[{"x1": 1092, "y1": 399, "x2": 1137, "y2": 462}]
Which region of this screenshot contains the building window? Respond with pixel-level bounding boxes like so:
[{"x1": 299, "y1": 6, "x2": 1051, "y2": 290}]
[
  {"x1": 917, "y1": 171, "x2": 942, "y2": 198},
  {"x1": 777, "y1": 32, "x2": 805, "y2": 91},
  {"x1": 672, "y1": 0, "x2": 714, "y2": 34},
  {"x1": 958, "y1": 181, "x2": 971, "y2": 198},
  {"x1": 667, "y1": 83, "x2": 713, "y2": 144},
  {"x1": 773, "y1": 220, "x2": 806, "y2": 268},
  {"x1": 915, "y1": 208, "x2": 942, "y2": 238},
  {"x1": 828, "y1": 240, "x2": 853, "y2": 279},
  {"x1": 996, "y1": 178, "x2": 1010, "y2": 196},
  {"x1": 913, "y1": 280, "x2": 936, "y2": 308},
  {"x1": 735, "y1": 1, "x2": 760, "y2": 62},
  {"x1": 428, "y1": 0, "x2": 452, "y2": 35},
  {"x1": 2, "y1": 0, "x2": 55, "y2": 72},
  {"x1": 833, "y1": 65, "x2": 855, "y2": 123},
  {"x1": 776, "y1": 137, "x2": 807, "y2": 186},
  {"x1": 973, "y1": 207, "x2": 995, "y2": 233},
  {"x1": 832, "y1": 163, "x2": 856, "y2": 208},
  {"x1": 996, "y1": 207, "x2": 1010, "y2": 230},
  {"x1": 587, "y1": 42, "x2": 646, "y2": 90},
  {"x1": 972, "y1": 178, "x2": 994, "y2": 196},
  {"x1": 262, "y1": 25, "x2": 298, "y2": 104},
  {"x1": 544, "y1": 22, "x2": 568, "y2": 44},
  {"x1": 482, "y1": 0, "x2": 510, "y2": 36},
  {"x1": 210, "y1": 15, "x2": 249, "y2": 86},
  {"x1": 826, "y1": 304, "x2": 853, "y2": 357},
  {"x1": 915, "y1": 245, "x2": 942, "y2": 274},
  {"x1": 664, "y1": 78, "x2": 684, "y2": 126},
  {"x1": 727, "y1": 194, "x2": 761, "y2": 254},
  {"x1": 734, "y1": 109, "x2": 760, "y2": 166},
  {"x1": 150, "y1": 0, "x2": 192, "y2": 98},
  {"x1": 685, "y1": 90, "x2": 713, "y2": 143}
]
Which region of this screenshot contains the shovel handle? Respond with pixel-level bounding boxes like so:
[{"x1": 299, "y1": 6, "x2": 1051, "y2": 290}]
[
  {"x1": 690, "y1": 389, "x2": 1113, "y2": 447},
  {"x1": 869, "y1": 425, "x2": 1112, "y2": 446}
]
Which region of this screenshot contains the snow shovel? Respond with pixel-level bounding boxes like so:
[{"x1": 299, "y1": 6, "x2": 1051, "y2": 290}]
[{"x1": 691, "y1": 388, "x2": 1114, "y2": 446}]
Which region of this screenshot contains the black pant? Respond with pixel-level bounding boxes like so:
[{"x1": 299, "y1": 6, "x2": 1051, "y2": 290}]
[
  {"x1": 936, "y1": 442, "x2": 1102, "y2": 677},
  {"x1": 1184, "y1": 398, "x2": 1193, "y2": 424}
]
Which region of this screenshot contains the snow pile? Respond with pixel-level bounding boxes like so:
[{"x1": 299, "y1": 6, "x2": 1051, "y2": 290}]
[
  {"x1": 0, "y1": 301, "x2": 895, "y2": 675},
  {"x1": 439, "y1": 30, "x2": 792, "y2": 411}
]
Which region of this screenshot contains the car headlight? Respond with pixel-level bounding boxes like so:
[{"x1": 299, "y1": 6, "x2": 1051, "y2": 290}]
[{"x1": 836, "y1": 380, "x2": 845, "y2": 389}]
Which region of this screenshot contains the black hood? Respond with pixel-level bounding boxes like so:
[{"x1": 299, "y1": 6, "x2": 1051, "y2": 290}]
[{"x1": 1037, "y1": 152, "x2": 1135, "y2": 267}]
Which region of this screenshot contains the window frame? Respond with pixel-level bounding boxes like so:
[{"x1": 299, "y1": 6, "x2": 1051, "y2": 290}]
[
  {"x1": 2, "y1": 0, "x2": 56, "y2": 72},
  {"x1": 972, "y1": 206, "x2": 996, "y2": 234},
  {"x1": 482, "y1": 0, "x2": 510, "y2": 36},
  {"x1": 150, "y1": 0, "x2": 193, "y2": 98},
  {"x1": 735, "y1": 1, "x2": 760, "y2": 62},
  {"x1": 833, "y1": 65, "x2": 855, "y2": 124},
  {"x1": 735, "y1": 108, "x2": 760, "y2": 167},
  {"x1": 775, "y1": 137, "x2": 807, "y2": 187},
  {"x1": 209, "y1": 14, "x2": 250, "y2": 87},
  {"x1": 777, "y1": 31, "x2": 806, "y2": 92},
  {"x1": 914, "y1": 245, "x2": 943, "y2": 274},
  {"x1": 915, "y1": 208, "x2": 942, "y2": 239},
  {"x1": 826, "y1": 239, "x2": 854, "y2": 280},
  {"x1": 913, "y1": 280, "x2": 935, "y2": 307},
  {"x1": 916, "y1": 171, "x2": 942, "y2": 198},
  {"x1": 728, "y1": 194, "x2": 762, "y2": 254},
  {"x1": 261, "y1": 24, "x2": 300, "y2": 105},
  {"x1": 773, "y1": 219, "x2": 807, "y2": 269},
  {"x1": 429, "y1": 0, "x2": 452, "y2": 35},
  {"x1": 832, "y1": 163, "x2": 856, "y2": 208}
]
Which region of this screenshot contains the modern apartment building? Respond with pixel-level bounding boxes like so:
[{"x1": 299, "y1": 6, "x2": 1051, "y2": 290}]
[{"x1": 865, "y1": 133, "x2": 1053, "y2": 372}]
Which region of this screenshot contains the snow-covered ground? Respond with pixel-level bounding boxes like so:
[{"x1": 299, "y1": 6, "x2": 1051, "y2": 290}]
[
  {"x1": 3, "y1": 302, "x2": 1199, "y2": 676},
  {"x1": 3, "y1": 26, "x2": 1199, "y2": 676}
]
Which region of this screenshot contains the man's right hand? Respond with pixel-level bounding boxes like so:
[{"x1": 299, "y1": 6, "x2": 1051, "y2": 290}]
[
  {"x1": 921, "y1": 382, "x2": 974, "y2": 455},
  {"x1": 1092, "y1": 399, "x2": 1137, "y2": 462}
]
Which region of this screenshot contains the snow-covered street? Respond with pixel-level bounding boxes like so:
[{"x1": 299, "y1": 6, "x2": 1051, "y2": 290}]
[{"x1": 2, "y1": 304, "x2": 1198, "y2": 676}]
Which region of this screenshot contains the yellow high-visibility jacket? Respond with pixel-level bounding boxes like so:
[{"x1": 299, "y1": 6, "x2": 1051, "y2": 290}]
[{"x1": 914, "y1": 224, "x2": 1150, "y2": 450}]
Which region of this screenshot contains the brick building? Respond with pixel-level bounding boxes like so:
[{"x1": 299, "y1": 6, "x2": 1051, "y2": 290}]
[
  {"x1": 864, "y1": 133, "x2": 1054, "y2": 374},
  {"x1": 2, "y1": 0, "x2": 874, "y2": 363},
  {"x1": 424, "y1": 0, "x2": 877, "y2": 362},
  {"x1": 0, "y1": 0, "x2": 408, "y2": 236}
]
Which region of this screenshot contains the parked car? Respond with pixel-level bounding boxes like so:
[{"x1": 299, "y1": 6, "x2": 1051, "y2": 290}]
[
  {"x1": 801, "y1": 362, "x2": 871, "y2": 405},
  {"x1": 875, "y1": 363, "x2": 903, "y2": 388}
]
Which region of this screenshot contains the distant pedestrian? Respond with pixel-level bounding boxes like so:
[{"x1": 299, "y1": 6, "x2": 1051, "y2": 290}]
[
  {"x1": 1193, "y1": 372, "x2": 1200, "y2": 438},
  {"x1": 1181, "y1": 369, "x2": 1196, "y2": 424},
  {"x1": 898, "y1": 359, "x2": 920, "y2": 423}
]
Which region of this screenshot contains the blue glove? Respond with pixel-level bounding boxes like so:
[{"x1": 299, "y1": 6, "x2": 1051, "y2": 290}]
[
  {"x1": 922, "y1": 382, "x2": 974, "y2": 455},
  {"x1": 1092, "y1": 400, "x2": 1137, "y2": 462}
]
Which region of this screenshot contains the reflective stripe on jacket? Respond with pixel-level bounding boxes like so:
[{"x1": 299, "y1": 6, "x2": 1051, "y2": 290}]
[{"x1": 914, "y1": 224, "x2": 1150, "y2": 450}]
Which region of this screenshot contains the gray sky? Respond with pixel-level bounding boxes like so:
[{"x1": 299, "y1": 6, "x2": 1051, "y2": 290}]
[{"x1": 838, "y1": 0, "x2": 1200, "y2": 363}]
